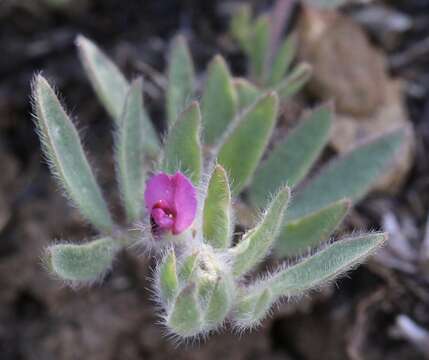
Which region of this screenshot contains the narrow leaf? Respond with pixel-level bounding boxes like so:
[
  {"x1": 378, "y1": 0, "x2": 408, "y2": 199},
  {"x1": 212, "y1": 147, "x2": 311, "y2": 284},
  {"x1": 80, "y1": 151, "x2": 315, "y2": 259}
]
[
  {"x1": 204, "y1": 275, "x2": 234, "y2": 326},
  {"x1": 167, "y1": 283, "x2": 202, "y2": 337},
  {"x1": 178, "y1": 252, "x2": 199, "y2": 285},
  {"x1": 230, "y1": 4, "x2": 252, "y2": 52},
  {"x1": 231, "y1": 186, "x2": 290, "y2": 277},
  {"x1": 217, "y1": 92, "x2": 279, "y2": 195},
  {"x1": 33, "y1": 75, "x2": 114, "y2": 232},
  {"x1": 275, "y1": 63, "x2": 312, "y2": 100},
  {"x1": 201, "y1": 56, "x2": 238, "y2": 145},
  {"x1": 47, "y1": 237, "x2": 119, "y2": 282},
  {"x1": 268, "y1": 36, "x2": 296, "y2": 86},
  {"x1": 115, "y1": 78, "x2": 158, "y2": 222},
  {"x1": 76, "y1": 35, "x2": 129, "y2": 122},
  {"x1": 249, "y1": 15, "x2": 270, "y2": 83},
  {"x1": 159, "y1": 250, "x2": 179, "y2": 304},
  {"x1": 249, "y1": 105, "x2": 332, "y2": 208},
  {"x1": 161, "y1": 102, "x2": 202, "y2": 185},
  {"x1": 268, "y1": 233, "x2": 386, "y2": 297},
  {"x1": 234, "y1": 78, "x2": 261, "y2": 110},
  {"x1": 166, "y1": 36, "x2": 195, "y2": 125},
  {"x1": 203, "y1": 165, "x2": 232, "y2": 249},
  {"x1": 287, "y1": 129, "x2": 405, "y2": 220},
  {"x1": 275, "y1": 199, "x2": 350, "y2": 258},
  {"x1": 233, "y1": 288, "x2": 273, "y2": 328}
]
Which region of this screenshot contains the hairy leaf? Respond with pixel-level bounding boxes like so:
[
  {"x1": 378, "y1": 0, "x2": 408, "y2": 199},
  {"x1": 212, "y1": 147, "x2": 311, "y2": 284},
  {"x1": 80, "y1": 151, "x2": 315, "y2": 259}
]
[
  {"x1": 276, "y1": 199, "x2": 350, "y2": 258},
  {"x1": 249, "y1": 105, "x2": 332, "y2": 208},
  {"x1": 287, "y1": 129, "x2": 405, "y2": 220},
  {"x1": 159, "y1": 250, "x2": 179, "y2": 304},
  {"x1": 162, "y1": 102, "x2": 202, "y2": 185},
  {"x1": 233, "y1": 288, "x2": 273, "y2": 328},
  {"x1": 167, "y1": 283, "x2": 202, "y2": 337},
  {"x1": 234, "y1": 78, "x2": 261, "y2": 110},
  {"x1": 47, "y1": 237, "x2": 119, "y2": 282},
  {"x1": 76, "y1": 35, "x2": 129, "y2": 122},
  {"x1": 33, "y1": 75, "x2": 114, "y2": 232},
  {"x1": 217, "y1": 92, "x2": 278, "y2": 195},
  {"x1": 201, "y1": 56, "x2": 237, "y2": 145},
  {"x1": 116, "y1": 78, "x2": 159, "y2": 222},
  {"x1": 268, "y1": 36, "x2": 296, "y2": 86},
  {"x1": 166, "y1": 36, "x2": 195, "y2": 125},
  {"x1": 275, "y1": 63, "x2": 312, "y2": 100},
  {"x1": 249, "y1": 15, "x2": 270, "y2": 82},
  {"x1": 268, "y1": 233, "x2": 386, "y2": 297},
  {"x1": 203, "y1": 165, "x2": 232, "y2": 249},
  {"x1": 231, "y1": 186, "x2": 290, "y2": 277}
]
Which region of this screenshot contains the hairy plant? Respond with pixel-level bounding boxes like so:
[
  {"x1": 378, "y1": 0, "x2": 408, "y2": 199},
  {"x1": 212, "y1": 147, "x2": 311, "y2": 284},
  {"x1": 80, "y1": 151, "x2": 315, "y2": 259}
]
[{"x1": 32, "y1": 31, "x2": 403, "y2": 341}]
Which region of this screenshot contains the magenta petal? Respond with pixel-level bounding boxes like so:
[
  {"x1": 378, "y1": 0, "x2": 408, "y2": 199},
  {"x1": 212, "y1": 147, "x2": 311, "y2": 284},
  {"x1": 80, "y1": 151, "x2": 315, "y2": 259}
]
[
  {"x1": 144, "y1": 173, "x2": 175, "y2": 211},
  {"x1": 172, "y1": 172, "x2": 197, "y2": 235},
  {"x1": 151, "y1": 208, "x2": 174, "y2": 229}
]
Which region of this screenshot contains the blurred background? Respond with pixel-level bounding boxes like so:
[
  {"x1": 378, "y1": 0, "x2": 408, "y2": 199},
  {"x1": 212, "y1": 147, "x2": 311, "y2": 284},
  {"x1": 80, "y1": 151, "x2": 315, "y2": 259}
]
[{"x1": 1, "y1": 0, "x2": 429, "y2": 358}]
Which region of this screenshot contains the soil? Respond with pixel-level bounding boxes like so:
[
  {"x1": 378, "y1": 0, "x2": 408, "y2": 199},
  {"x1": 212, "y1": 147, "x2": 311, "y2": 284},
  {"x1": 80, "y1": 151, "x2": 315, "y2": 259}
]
[{"x1": 1, "y1": 0, "x2": 429, "y2": 359}]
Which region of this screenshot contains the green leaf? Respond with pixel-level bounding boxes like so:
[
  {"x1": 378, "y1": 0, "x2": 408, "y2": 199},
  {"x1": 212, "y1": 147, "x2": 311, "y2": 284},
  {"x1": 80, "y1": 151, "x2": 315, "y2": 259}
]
[
  {"x1": 231, "y1": 186, "x2": 290, "y2": 277},
  {"x1": 47, "y1": 237, "x2": 119, "y2": 282},
  {"x1": 268, "y1": 36, "x2": 296, "y2": 86},
  {"x1": 233, "y1": 288, "x2": 273, "y2": 328},
  {"x1": 275, "y1": 63, "x2": 312, "y2": 100},
  {"x1": 178, "y1": 252, "x2": 199, "y2": 285},
  {"x1": 203, "y1": 165, "x2": 232, "y2": 249},
  {"x1": 204, "y1": 275, "x2": 234, "y2": 326},
  {"x1": 275, "y1": 199, "x2": 350, "y2": 258},
  {"x1": 115, "y1": 78, "x2": 159, "y2": 222},
  {"x1": 161, "y1": 102, "x2": 202, "y2": 185},
  {"x1": 76, "y1": 35, "x2": 129, "y2": 122},
  {"x1": 230, "y1": 4, "x2": 252, "y2": 52},
  {"x1": 166, "y1": 35, "x2": 195, "y2": 125},
  {"x1": 33, "y1": 75, "x2": 114, "y2": 232},
  {"x1": 249, "y1": 105, "x2": 332, "y2": 208},
  {"x1": 217, "y1": 92, "x2": 279, "y2": 195},
  {"x1": 159, "y1": 250, "x2": 179, "y2": 304},
  {"x1": 268, "y1": 233, "x2": 386, "y2": 297},
  {"x1": 234, "y1": 78, "x2": 261, "y2": 110},
  {"x1": 167, "y1": 283, "x2": 202, "y2": 337},
  {"x1": 287, "y1": 129, "x2": 405, "y2": 220},
  {"x1": 201, "y1": 56, "x2": 238, "y2": 145},
  {"x1": 249, "y1": 15, "x2": 270, "y2": 83}
]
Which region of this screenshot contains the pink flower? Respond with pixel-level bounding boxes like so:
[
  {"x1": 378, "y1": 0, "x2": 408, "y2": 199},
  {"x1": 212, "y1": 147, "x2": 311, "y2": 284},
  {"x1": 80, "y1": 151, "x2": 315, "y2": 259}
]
[{"x1": 144, "y1": 172, "x2": 197, "y2": 235}]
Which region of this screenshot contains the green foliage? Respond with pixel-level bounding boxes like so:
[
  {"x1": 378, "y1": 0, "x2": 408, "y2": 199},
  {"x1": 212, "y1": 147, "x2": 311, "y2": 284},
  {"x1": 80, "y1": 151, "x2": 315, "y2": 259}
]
[
  {"x1": 203, "y1": 165, "x2": 232, "y2": 249},
  {"x1": 249, "y1": 105, "x2": 332, "y2": 208},
  {"x1": 268, "y1": 36, "x2": 296, "y2": 86},
  {"x1": 201, "y1": 56, "x2": 238, "y2": 146},
  {"x1": 47, "y1": 237, "x2": 119, "y2": 282},
  {"x1": 161, "y1": 101, "x2": 202, "y2": 185},
  {"x1": 274, "y1": 63, "x2": 313, "y2": 100},
  {"x1": 34, "y1": 29, "x2": 401, "y2": 341},
  {"x1": 167, "y1": 283, "x2": 202, "y2": 337},
  {"x1": 159, "y1": 250, "x2": 179, "y2": 304},
  {"x1": 166, "y1": 36, "x2": 195, "y2": 125},
  {"x1": 276, "y1": 199, "x2": 350, "y2": 257},
  {"x1": 233, "y1": 233, "x2": 385, "y2": 326},
  {"x1": 115, "y1": 78, "x2": 158, "y2": 222},
  {"x1": 76, "y1": 36, "x2": 129, "y2": 122},
  {"x1": 287, "y1": 130, "x2": 405, "y2": 220},
  {"x1": 269, "y1": 233, "x2": 386, "y2": 297},
  {"x1": 33, "y1": 75, "x2": 114, "y2": 233},
  {"x1": 217, "y1": 92, "x2": 278, "y2": 195},
  {"x1": 234, "y1": 78, "x2": 261, "y2": 110},
  {"x1": 231, "y1": 186, "x2": 290, "y2": 277},
  {"x1": 233, "y1": 288, "x2": 272, "y2": 328}
]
